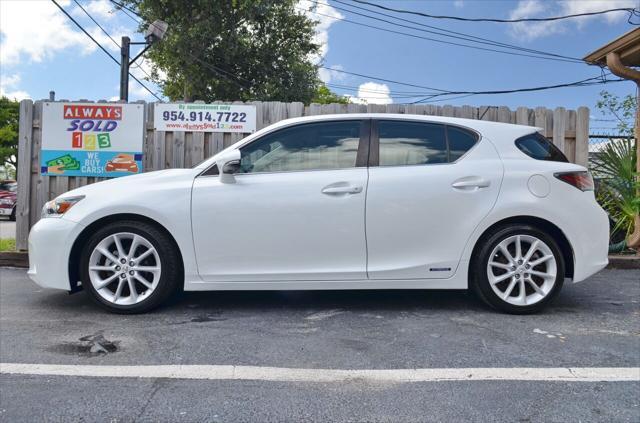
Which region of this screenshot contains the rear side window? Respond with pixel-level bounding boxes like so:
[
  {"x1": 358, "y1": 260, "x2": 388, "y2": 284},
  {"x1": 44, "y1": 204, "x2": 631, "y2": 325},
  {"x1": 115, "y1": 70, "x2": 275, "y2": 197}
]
[
  {"x1": 515, "y1": 133, "x2": 568, "y2": 162},
  {"x1": 378, "y1": 121, "x2": 447, "y2": 166},
  {"x1": 447, "y1": 126, "x2": 478, "y2": 161}
]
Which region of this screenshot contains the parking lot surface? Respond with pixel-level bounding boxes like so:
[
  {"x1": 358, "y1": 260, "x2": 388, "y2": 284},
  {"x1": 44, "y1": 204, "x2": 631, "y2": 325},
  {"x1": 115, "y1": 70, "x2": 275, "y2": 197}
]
[{"x1": 1, "y1": 267, "x2": 639, "y2": 422}]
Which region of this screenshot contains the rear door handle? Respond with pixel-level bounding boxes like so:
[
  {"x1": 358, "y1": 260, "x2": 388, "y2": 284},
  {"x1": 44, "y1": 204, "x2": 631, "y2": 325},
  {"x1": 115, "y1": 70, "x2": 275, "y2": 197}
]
[
  {"x1": 321, "y1": 185, "x2": 363, "y2": 195},
  {"x1": 452, "y1": 178, "x2": 491, "y2": 189}
]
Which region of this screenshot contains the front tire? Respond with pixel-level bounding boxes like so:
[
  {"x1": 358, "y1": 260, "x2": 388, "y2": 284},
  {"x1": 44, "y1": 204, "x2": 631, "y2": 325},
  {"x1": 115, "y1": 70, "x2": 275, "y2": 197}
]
[
  {"x1": 9, "y1": 207, "x2": 16, "y2": 221},
  {"x1": 79, "y1": 220, "x2": 181, "y2": 314},
  {"x1": 471, "y1": 225, "x2": 565, "y2": 314}
]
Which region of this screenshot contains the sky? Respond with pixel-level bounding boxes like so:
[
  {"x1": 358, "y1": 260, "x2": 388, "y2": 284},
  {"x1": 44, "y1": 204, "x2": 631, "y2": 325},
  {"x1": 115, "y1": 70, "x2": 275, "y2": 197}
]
[{"x1": 0, "y1": 0, "x2": 637, "y2": 135}]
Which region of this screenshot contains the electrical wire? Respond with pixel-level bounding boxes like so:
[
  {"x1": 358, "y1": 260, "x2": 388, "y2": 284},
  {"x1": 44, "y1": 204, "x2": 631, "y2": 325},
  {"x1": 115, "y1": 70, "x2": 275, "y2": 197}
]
[
  {"x1": 50, "y1": 0, "x2": 162, "y2": 101},
  {"x1": 105, "y1": 0, "x2": 624, "y2": 102},
  {"x1": 72, "y1": 0, "x2": 152, "y2": 76},
  {"x1": 108, "y1": 3, "x2": 251, "y2": 90},
  {"x1": 327, "y1": 0, "x2": 584, "y2": 63},
  {"x1": 298, "y1": 5, "x2": 583, "y2": 64},
  {"x1": 350, "y1": 0, "x2": 638, "y2": 24}
]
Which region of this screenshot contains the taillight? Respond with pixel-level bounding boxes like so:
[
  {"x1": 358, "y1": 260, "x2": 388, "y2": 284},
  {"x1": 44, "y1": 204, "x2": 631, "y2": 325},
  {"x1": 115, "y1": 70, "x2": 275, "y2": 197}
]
[{"x1": 554, "y1": 171, "x2": 594, "y2": 191}]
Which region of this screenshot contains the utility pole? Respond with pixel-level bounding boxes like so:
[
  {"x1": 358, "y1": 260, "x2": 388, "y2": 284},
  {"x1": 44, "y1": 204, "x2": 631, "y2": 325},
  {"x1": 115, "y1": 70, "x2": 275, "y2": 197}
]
[
  {"x1": 118, "y1": 20, "x2": 168, "y2": 102},
  {"x1": 119, "y1": 36, "x2": 131, "y2": 102}
]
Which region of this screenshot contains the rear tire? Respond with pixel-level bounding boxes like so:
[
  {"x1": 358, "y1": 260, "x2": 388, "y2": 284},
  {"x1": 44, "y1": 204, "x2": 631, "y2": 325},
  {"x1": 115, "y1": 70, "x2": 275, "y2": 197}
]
[
  {"x1": 471, "y1": 224, "x2": 565, "y2": 314},
  {"x1": 79, "y1": 220, "x2": 181, "y2": 314}
]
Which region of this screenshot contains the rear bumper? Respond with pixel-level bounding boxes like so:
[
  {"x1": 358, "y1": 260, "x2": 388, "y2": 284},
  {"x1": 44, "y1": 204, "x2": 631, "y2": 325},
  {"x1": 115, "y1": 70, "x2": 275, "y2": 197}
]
[
  {"x1": 569, "y1": 203, "x2": 609, "y2": 283},
  {"x1": 28, "y1": 217, "x2": 85, "y2": 291}
]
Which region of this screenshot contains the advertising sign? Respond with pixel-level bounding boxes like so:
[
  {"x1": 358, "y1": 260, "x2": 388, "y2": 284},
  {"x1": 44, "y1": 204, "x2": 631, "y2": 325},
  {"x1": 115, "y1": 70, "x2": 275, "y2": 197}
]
[
  {"x1": 41, "y1": 102, "x2": 145, "y2": 177},
  {"x1": 154, "y1": 103, "x2": 256, "y2": 133}
]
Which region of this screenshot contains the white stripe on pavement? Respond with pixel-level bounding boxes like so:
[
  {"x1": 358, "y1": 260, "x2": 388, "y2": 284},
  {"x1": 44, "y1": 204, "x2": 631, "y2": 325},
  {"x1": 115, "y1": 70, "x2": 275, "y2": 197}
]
[{"x1": 1, "y1": 364, "x2": 639, "y2": 383}]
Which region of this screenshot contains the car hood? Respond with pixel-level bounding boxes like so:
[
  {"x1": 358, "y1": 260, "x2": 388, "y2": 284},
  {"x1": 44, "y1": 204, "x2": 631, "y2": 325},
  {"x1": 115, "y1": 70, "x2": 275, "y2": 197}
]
[{"x1": 58, "y1": 168, "x2": 198, "y2": 199}]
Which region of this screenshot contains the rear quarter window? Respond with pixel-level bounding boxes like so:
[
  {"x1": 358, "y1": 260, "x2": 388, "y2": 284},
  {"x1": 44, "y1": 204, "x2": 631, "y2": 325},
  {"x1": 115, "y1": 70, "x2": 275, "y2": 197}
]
[
  {"x1": 447, "y1": 126, "x2": 478, "y2": 161},
  {"x1": 515, "y1": 133, "x2": 568, "y2": 162}
]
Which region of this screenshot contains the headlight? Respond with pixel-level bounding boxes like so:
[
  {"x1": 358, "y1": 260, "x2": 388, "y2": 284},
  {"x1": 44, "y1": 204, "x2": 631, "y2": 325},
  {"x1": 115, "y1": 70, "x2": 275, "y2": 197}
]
[
  {"x1": 0, "y1": 199, "x2": 13, "y2": 205},
  {"x1": 41, "y1": 195, "x2": 85, "y2": 218}
]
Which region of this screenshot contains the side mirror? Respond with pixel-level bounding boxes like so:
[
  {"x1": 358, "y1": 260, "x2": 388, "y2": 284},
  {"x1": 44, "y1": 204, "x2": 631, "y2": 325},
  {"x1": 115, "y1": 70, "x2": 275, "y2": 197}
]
[{"x1": 215, "y1": 149, "x2": 241, "y2": 184}]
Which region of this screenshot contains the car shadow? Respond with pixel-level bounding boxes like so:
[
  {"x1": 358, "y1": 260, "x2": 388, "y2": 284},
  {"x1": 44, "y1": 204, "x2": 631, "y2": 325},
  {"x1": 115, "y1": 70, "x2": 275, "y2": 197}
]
[{"x1": 29, "y1": 279, "x2": 601, "y2": 317}]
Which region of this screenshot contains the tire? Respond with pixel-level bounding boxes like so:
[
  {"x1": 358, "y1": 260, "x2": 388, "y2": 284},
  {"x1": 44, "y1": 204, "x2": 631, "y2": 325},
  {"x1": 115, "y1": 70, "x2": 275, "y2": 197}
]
[
  {"x1": 471, "y1": 224, "x2": 565, "y2": 314},
  {"x1": 79, "y1": 220, "x2": 181, "y2": 314},
  {"x1": 9, "y1": 207, "x2": 16, "y2": 221}
]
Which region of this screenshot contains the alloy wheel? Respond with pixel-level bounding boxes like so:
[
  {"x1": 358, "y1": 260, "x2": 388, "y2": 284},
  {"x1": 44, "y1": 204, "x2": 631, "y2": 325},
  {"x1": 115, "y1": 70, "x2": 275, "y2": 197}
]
[
  {"x1": 88, "y1": 232, "x2": 161, "y2": 305},
  {"x1": 486, "y1": 234, "x2": 557, "y2": 306}
]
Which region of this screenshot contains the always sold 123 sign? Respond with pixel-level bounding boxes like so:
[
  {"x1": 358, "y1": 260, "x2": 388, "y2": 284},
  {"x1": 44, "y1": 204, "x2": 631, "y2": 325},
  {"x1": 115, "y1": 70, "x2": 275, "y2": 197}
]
[{"x1": 41, "y1": 102, "x2": 145, "y2": 177}]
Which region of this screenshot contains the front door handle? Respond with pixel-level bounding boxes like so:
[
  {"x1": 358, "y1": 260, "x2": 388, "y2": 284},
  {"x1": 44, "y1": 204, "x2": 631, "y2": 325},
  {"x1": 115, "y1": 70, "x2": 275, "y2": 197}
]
[
  {"x1": 452, "y1": 178, "x2": 491, "y2": 190},
  {"x1": 321, "y1": 185, "x2": 363, "y2": 195}
]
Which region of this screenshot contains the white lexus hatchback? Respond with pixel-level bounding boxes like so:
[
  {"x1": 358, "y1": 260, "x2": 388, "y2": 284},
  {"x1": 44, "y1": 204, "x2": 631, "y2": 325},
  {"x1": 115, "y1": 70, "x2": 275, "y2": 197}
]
[{"x1": 28, "y1": 114, "x2": 609, "y2": 314}]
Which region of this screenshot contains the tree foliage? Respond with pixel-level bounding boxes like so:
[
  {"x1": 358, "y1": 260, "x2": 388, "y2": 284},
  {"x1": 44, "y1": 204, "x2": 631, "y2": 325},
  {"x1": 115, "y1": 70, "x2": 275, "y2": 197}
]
[
  {"x1": 596, "y1": 90, "x2": 636, "y2": 136},
  {"x1": 311, "y1": 85, "x2": 348, "y2": 104},
  {"x1": 0, "y1": 97, "x2": 19, "y2": 169},
  {"x1": 125, "y1": 0, "x2": 323, "y2": 103}
]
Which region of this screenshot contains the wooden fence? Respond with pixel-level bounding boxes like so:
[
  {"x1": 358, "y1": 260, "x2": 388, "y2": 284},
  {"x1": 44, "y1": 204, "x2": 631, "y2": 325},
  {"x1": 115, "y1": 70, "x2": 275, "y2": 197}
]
[{"x1": 15, "y1": 100, "x2": 589, "y2": 250}]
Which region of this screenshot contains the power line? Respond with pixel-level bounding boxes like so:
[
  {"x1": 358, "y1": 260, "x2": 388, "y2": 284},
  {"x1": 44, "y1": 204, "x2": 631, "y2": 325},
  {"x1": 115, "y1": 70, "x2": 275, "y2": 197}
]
[
  {"x1": 108, "y1": 0, "x2": 141, "y2": 20},
  {"x1": 350, "y1": 0, "x2": 638, "y2": 24},
  {"x1": 103, "y1": 0, "x2": 623, "y2": 102},
  {"x1": 299, "y1": 5, "x2": 582, "y2": 64},
  {"x1": 73, "y1": 0, "x2": 155, "y2": 78},
  {"x1": 108, "y1": 2, "x2": 251, "y2": 91},
  {"x1": 319, "y1": 65, "x2": 623, "y2": 102},
  {"x1": 328, "y1": 0, "x2": 583, "y2": 63},
  {"x1": 50, "y1": 0, "x2": 162, "y2": 101},
  {"x1": 72, "y1": 0, "x2": 119, "y2": 49},
  {"x1": 411, "y1": 74, "x2": 623, "y2": 103}
]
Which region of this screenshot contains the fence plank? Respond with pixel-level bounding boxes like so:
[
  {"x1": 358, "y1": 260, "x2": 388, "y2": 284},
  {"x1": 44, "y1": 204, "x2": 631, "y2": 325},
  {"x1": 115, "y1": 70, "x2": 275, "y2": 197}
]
[
  {"x1": 516, "y1": 107, "x2": 529, "y2": 125},
  {"x1": 575, "y1": 107, "x2": 590, "y2": 167},
  {"x1": 172, "y1": 131, "x2": 185, "y2": 168},
  {"x1": 15, "y1": 100, "x2": 33, "y2": 250},
  {"x1": 30, "y1": 102, "x2": 45, "y2": 230},
  {"x1": 497, "y1": 106, "x2": 511, "y2": 123},
  {"x1": 152, "y1": 131, "x2": 165, "y2": 171},
  {"x1": 144, "y1": 102, "x2": 155, "y2": 171},
  {"x1": 553, "y1": 107, "x2": 566, "y2": 153}
]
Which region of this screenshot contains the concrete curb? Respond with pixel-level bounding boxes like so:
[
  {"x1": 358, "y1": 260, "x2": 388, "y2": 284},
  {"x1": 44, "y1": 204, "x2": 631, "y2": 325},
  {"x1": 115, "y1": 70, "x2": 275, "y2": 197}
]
[
  {"x1": 0, "y1": 252, "x2": 28, "y2": 268},
  {"x1": 0, "y1": 252, "x2": 638, "y2": 271},
  {"x1": 606, "y1": 255, "x2": 640, "y2": 270}
]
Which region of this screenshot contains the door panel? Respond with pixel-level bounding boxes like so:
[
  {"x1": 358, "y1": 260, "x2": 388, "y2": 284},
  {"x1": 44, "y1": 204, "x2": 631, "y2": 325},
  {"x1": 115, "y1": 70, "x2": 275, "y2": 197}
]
[
  {"x1": 192, "y1": 169, "x2": 368, "y2": 281},
  {"x1": 191, "y1": 119, "x2": 370, "y2": 282},
  {"x1": 366, "y1": 135, "x2": 502, "y2": 280}
]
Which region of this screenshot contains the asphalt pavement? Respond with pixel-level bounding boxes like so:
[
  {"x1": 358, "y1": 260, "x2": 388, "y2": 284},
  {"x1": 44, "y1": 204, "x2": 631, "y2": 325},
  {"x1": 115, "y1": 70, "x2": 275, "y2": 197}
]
[{"x1": 0, "y1": 267, "x2": 638, "y2": 422}]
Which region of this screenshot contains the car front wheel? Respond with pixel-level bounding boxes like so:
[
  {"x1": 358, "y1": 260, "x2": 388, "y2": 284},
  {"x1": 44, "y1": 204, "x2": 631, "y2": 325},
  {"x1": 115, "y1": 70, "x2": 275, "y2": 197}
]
[
  {"x1": 472, "y1": 225, "x2": 565, "y2": 314},
  {"x1": 79, "y1": 220, "x2": 181, "y2": 314}
]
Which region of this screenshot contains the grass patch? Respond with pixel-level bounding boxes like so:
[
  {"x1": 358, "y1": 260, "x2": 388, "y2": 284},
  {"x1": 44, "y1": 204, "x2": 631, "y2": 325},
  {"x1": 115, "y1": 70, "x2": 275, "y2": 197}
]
[{"x1": 0, "y1": 238, "x2": 16, "y2": 252}]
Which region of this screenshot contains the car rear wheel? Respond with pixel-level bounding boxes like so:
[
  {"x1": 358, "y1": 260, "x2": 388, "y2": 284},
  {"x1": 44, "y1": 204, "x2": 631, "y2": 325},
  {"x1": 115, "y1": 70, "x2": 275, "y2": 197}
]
[
  {"x1": 471, "y1": 225, "x2": 565, "y2": 314},
  {"x1": 79, "y1": 220, "x2": 181, "y2": 314}
]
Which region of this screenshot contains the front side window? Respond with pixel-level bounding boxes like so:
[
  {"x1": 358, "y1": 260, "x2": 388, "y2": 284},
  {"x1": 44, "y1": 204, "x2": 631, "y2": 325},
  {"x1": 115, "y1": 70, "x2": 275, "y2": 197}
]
[
  {"x1": 515, "y1": 133, "x2": 568, "y2": 162},
  {"x1": 378, "y1": 121, "x2": 447, "y2": 166},
  {"x1": 239, "y1": 121, "x2": 362, "y2": 173}
]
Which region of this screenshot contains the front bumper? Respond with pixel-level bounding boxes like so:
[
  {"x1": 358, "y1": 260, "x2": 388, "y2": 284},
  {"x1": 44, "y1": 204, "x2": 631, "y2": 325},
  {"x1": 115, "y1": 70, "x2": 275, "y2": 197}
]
[
  {"x1": 28, "y1": 217, "x2": 85, "y2": 291},
  {"x1": 0, "y1": 207, "x2": 13, "y2": 215}
]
